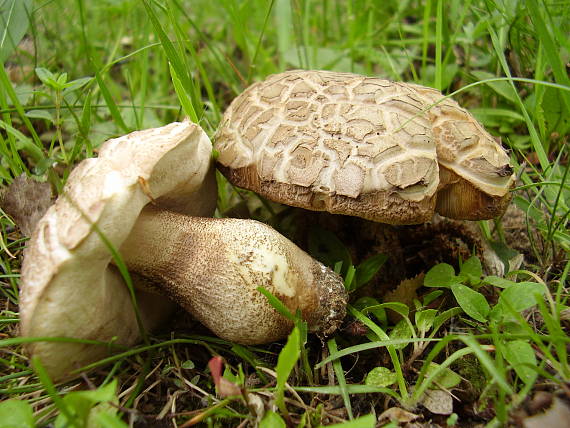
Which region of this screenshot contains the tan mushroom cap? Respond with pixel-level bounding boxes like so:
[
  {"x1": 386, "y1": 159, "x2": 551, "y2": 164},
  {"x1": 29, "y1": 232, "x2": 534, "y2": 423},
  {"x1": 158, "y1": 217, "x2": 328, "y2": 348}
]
[
  {"x1": 19, "y1": 121, "x2": 217, "y2": 380},
  {"x1": 214, "y1": 70, "x2": 514, "y2": 224}
]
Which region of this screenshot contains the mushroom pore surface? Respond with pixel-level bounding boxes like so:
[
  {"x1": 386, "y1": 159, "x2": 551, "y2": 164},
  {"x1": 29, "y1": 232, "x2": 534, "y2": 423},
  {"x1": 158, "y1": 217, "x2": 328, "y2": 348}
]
[{"x1": 119, "y1": 205, "x2": 348, "y2": 344}]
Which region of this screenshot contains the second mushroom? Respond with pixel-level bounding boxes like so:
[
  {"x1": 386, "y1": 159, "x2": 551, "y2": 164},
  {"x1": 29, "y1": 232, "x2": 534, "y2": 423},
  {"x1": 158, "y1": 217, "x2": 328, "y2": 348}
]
[{"x1": 19, "y1": 121, "x2": 347, "y2": 380}]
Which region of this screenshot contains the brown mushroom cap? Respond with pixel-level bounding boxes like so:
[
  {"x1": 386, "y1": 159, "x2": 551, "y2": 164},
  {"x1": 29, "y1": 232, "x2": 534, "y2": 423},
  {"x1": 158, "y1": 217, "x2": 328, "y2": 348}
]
[
  {"x1": 19, "y1": 121, "x2": 217, "y2": 380},
  {"x1": 214, "y1": 70, "x2": 514, "y2": 224}
]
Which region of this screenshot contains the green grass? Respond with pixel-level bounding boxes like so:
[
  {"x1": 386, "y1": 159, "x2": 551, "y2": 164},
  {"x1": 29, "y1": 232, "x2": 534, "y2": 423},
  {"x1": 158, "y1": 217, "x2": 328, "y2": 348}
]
[{"x1": 1, "y1": 0, "x2": 569, "y2": 426}]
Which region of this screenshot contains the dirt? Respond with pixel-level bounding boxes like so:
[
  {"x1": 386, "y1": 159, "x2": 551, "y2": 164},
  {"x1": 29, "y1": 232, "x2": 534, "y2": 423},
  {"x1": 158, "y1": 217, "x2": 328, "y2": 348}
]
[{"x1": 284, "y1": 208, "x2": 493, "y2": 296}]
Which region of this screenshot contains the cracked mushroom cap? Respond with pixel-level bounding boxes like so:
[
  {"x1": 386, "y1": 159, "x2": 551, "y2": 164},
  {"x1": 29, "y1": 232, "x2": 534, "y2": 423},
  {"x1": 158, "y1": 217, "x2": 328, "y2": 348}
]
[
  {"x1": 19, "y1": 121, "x2": 217, "y2": 380},
  {"x1": 214, "y1": 69, "x2": 514, "y2": 224}
]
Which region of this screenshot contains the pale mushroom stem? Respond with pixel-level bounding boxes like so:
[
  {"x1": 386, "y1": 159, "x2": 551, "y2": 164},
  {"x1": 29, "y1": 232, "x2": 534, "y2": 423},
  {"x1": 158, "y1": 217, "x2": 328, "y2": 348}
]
[{"x1": 119, "y1": 205, "x2": 347, "y2": 344}]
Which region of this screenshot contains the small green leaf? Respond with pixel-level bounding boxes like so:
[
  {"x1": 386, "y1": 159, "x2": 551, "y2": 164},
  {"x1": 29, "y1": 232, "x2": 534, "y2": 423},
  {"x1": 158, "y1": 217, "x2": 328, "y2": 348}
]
[
  {"x1": 25, "y1": 109, "x2": 54, "y2": 123},
  {"x1": 92, "y1": 411, "x2": 129, "y2": 428},
  {"x1": 500, "y1": 321, "x2": 527, "y2": 335},
  {"x1": 432, "y1": 307, "x2": 463, "y2": 333},
  {"x1": 498, "y1": 282, "x2": 545, "y2": 313},
  {"x1": 458, "y1": 256, "x2": 482, "y2": 286},
  {"x1": 0, "y1": 0, "x2": 33, "y2": 62},
  {"x1": 484, "y1": 276, "x2": 517, "y2": 288},
  {"x1": 12, "y1": 84, "x2": 34, "y2": 106},
  {"x1": 223, "y1": 365, "x2": 244, "y2": 386},
  {"x1": 364, "y1": 367, "x2": 397, "y2": 387},
  {"x1": 424, "y1": 263, "x2": 458, "y2": 288},
  {"x1": 181, "y1": 360, "x2": 195, "y2": 370},
  {"x1": 422, "y1": 290, "x2": 444, "y2": 306},
  {"x1": 354, "y1": 253, "x2": 388, "y2": 288},
  {"x1": 447, "y1": 413, "x2": 459, "y2": 426},
  {"x1": 323, "y1": 413, "x2": 376, "y2": 428},
  {"x1": 502, "y1": 340, "x2": 538, "y2": 385},
  {"x1": 35, "y1": 67, "x2": 56, "y2": 86},
  {"x1": 260, "y1": 410, "x2": 286, "y2": 428},
  {"x1": 55, "y1": 380, "x2": 119, "y2": 428},
  {"x1": 56, "y1": 72, "x2": 68, "y2": 86},
  {"x1": 62, "y1": 77, "x2": 92, "y2": 94},
  {"x1": 389, "y1": 320, "x2": 412, "y2": 350},
  {"x1": 415, "y1": 309, "x2": 438, "y2": 334},
  {"x1": 425, "y1": 363, "x2": 462, "y2": 389},
  {"x1": 450, "y1": 284, "x2": 490, "y2": 323},
  {"x1": 0, "y1": 399, "x2": 35, "y2": 428},
  {"x1": 378, "y1": 302, "x2": 409, "y2": 318},
  {"x1": 275, "y1": 327, "x2": 301, "y2": 413},
  {"x1": 353, "y1": 297, "x2": 387, "y2": 326}
]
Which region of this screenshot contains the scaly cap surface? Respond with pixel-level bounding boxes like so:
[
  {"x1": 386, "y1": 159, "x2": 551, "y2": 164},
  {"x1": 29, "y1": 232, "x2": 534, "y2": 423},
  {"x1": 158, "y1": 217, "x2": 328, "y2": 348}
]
[{"x1": 215, "y1": 70, "x2": 514, "y2": 223}]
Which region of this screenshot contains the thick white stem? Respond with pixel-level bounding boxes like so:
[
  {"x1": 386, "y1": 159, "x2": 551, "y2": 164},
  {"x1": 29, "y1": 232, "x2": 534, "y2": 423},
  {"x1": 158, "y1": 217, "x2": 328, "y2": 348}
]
[{"x1": 120, "y1": 205, "x2": 347, "y2": 344}]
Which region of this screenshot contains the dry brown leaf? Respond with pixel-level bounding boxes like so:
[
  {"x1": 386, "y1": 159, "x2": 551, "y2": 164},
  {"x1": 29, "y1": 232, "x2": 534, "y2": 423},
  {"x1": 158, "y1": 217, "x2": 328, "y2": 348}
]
[
  {"x1": 378, "y1": 407, "x2": 420, "y2": 424},
  {"x1": 1, "y1": 174, "x2": 53, "y2": 237},
  {"x1": 384, "y1": 273, "x2": 424, "y2": 322},
  {"x1": 420, "y1": 389, "x2": 454, "y2": 415}
]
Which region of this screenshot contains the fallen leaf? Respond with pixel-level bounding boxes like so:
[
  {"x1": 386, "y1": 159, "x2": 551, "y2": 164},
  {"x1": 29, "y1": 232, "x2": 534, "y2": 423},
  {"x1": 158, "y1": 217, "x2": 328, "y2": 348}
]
[
  {"x1": 1, "y1": 174, "x2": 53, "y2": 236},
  {"x1": 207, "y1": 356, "x2": 241, "y2": 397},
  {"x1": 527, "y1": 391, "x2": 553, "y2": 414},
  {"x1": 378, "y1": 407, "x2": 420, "y2": 424},
  {"x1": 384, "y1": 273, "x2": 424, "y2": 323},
  {"x1": 425, "y1": 363, "x2": 462, "y2": 389},
  {"x1": 420, "y1": 389, "x2": 453, "y2": 415}
]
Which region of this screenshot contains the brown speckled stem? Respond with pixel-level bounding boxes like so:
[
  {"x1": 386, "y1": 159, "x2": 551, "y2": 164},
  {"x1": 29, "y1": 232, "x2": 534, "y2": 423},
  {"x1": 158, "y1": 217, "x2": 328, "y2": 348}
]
[{"x1": 120, "y1": 205, "x2": 347, "y2": 344}]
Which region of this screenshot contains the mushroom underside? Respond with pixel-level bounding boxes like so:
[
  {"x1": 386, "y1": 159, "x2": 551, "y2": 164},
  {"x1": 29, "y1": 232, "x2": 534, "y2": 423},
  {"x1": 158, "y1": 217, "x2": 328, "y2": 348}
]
[
  {"x1": 218, "y1": 164, "x2": 437, "y2": 224},
  {"x1": 219, "y1": 163, "x2": 511, "y2": 223},
  {"x1": 435, "y1": 166, "x2": 513, "y2": 220}
]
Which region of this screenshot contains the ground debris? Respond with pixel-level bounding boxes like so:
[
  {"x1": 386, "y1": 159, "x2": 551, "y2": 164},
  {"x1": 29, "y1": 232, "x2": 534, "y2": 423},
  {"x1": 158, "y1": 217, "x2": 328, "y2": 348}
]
[
  {"x1": 420, "y1": 389, "x2": 454, "y2": 415},
  {"x1": 522, "y1": 397, "x2": 570, "y2": 428},
  {"x1": 1, "y1": 174, "x2": 53, "y2": 237},
  {"x1": 378, "y1": 406, "x2": 421, "y2": 424}
]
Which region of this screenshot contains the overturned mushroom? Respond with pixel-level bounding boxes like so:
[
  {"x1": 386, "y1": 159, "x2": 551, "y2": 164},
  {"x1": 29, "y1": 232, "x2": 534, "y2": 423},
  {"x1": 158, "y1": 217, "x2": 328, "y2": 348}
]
[
  {"x1": 214, "y1": 69, "x2": 515, "y2": 224},
  {"x1": 19, "y1": 121, "x2": 346, "y2": 380}
]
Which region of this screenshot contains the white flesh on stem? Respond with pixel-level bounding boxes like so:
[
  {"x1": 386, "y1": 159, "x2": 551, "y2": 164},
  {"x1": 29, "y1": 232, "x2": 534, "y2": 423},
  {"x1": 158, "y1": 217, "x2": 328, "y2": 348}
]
[{"x1": 120, "y1": 205, "x2": 348, "y2": 344}]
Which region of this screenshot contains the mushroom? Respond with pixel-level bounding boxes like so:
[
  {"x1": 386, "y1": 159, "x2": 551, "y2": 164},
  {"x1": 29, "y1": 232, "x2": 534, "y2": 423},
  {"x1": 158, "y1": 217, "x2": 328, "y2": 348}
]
[
  {"x1": 214, "y1": 70, "x2": 515, "y2": 224},
  {"x1": 20, "y1": 121, "x2": 347, "y2": 381}
]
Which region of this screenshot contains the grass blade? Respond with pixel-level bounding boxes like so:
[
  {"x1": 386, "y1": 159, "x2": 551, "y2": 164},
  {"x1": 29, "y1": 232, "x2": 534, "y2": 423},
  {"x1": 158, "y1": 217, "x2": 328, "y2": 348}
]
[
  {"x1": 32, "y1": 356, "x2": 79, "y2": 428},
  {"x1": 525, "y1": 0, "x2": 570, "y2": 117},
  {"x1": 274, "y1": 327, "x2": 300, "y2": 415},
  {"x1": 434, "y1": 0, "x2": 443, "y2": 90},
  {"x1": 327, "y1": 337, "x2": 353, "y2": 420},
  {"x1": 143, "y1": 0, "x2": 202, "y2": 123},
  {"x1": 169, "y1": 63, "x2": 198, "y2": 122},
  {"x1": 94, "y1": 71, "x2": 129, "y2": 133}
]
